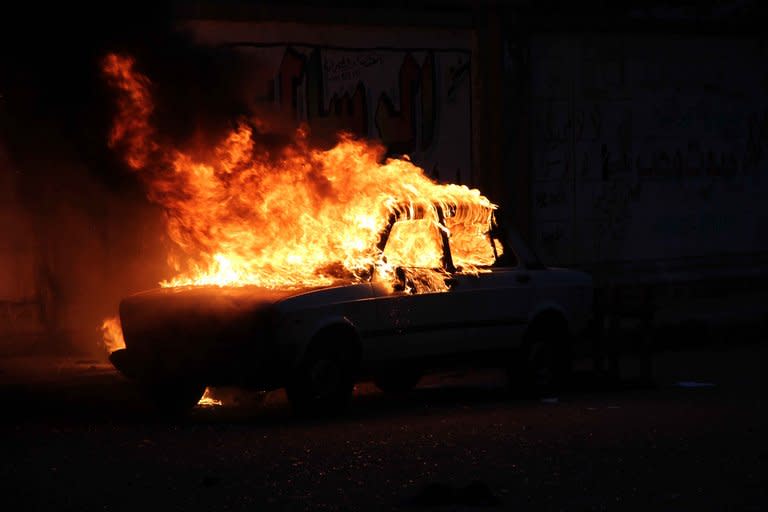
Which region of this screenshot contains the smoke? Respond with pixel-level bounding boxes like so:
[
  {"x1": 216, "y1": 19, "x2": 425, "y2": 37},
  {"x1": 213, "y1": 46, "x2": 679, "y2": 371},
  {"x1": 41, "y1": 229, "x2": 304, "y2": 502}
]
[{"x1": 0, "y1": 7, "x2": 276, "y2": 356}]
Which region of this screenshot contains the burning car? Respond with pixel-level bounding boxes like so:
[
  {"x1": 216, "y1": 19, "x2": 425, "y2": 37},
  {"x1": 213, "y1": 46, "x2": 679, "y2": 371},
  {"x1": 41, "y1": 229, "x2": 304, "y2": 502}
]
[
  {"x1": 109, "y1": 203, "x2": 593, "y2": 413},
  {"x1": 101, "y1": 54, "x2": 593, "y2": 413}
]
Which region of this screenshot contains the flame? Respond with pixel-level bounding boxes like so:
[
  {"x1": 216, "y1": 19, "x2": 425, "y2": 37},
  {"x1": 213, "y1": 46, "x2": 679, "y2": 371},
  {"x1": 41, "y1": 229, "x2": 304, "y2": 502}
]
[
  {"x1": 197, "y1": 387, "x2": 223, "y2": 407},
  {"x1": 102, "y1": 54, "x2": 157, "y2": 170},
  {"x1": 101, "y1": 53, "x2": 498, "y2": 294},
  {"x1": 100, "y1": 316, "x2": 125, "y2": 353}
]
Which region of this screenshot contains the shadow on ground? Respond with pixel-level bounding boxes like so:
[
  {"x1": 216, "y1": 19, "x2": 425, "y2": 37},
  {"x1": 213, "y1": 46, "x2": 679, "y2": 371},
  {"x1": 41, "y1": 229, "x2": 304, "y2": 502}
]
[{"x1": 0, "y1": 361, "x2": 658, "y2": 428}]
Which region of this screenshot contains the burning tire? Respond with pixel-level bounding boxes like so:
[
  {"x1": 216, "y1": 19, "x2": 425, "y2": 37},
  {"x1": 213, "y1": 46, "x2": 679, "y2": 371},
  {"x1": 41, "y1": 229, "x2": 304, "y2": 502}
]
[
  {"x1": 286, "y1": 340, "x2": 357, "y2": 416},
  {"x1": 374, "y1": 370, "x2": 422, "y2": 393}
]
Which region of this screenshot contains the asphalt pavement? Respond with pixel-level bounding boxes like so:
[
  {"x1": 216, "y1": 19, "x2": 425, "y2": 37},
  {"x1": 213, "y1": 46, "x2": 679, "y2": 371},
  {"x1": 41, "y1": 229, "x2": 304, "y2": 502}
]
[{"x1": 0, "y1": 345, "x2": 766, "y2": 511}]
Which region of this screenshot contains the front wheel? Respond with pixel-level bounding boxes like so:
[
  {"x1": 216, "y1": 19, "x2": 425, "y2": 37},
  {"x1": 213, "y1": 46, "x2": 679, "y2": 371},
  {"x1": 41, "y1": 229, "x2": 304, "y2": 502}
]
[{"x1": 286, "y1": 343, "x2": 356, "y2": 416}]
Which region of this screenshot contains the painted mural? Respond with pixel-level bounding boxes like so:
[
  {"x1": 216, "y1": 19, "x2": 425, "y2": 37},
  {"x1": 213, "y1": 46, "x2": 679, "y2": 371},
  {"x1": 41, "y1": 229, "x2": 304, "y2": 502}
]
[{"x1": 231, "y1": 44, "x2": 473, "y2": 185}]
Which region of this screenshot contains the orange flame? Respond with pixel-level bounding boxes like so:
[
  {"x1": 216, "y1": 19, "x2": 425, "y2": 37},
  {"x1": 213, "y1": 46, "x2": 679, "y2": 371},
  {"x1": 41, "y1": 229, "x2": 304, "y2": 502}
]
[
  {"x1": 197, "y1": 387, "x2": 223, "y2": 407},
  {"x1": 102, "y1": 53, "x2": 498, "y2": 293},
  {"x1": 100, "y1": 316, "x2": 125, "y2": 353}
]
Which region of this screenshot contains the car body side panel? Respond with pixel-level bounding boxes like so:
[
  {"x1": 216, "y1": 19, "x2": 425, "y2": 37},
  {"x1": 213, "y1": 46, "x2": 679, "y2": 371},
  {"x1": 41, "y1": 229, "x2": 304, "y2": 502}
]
[
  {"x1": 447, "y1": 267, "x2": 532, "y2": 351},
  {"x1": 362, "y1": 267, "x2": 533, "y2": 362},
  {"x1": 372, "y1": 293, "x2": 475, "y2": 361}
]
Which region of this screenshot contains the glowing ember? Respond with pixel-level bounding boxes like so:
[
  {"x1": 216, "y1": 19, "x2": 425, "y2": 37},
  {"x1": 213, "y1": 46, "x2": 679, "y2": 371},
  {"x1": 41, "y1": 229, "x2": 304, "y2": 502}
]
[{"x1": 101, "y1": 53, "x2": 497, "y2": 293}]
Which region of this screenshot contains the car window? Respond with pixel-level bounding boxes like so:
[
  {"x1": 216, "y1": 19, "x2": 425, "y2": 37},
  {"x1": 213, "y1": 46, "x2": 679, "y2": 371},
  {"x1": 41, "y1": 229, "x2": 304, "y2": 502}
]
[
  {"x1": 444, "y1": 215, "x2": 518, "y2": 269},
  {"x1": 382, "y1": 218, "x2": 444, "y2": 269},
  {"x1": 445, "y1": 216, "x2": 496, "y2": 268}
]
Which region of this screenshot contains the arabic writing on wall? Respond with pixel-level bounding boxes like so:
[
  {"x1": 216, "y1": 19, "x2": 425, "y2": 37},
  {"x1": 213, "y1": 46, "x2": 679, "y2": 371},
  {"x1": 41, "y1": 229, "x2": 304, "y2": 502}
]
[{"x1": 530, "y1": 35, "x2": 768, "y2": 265}]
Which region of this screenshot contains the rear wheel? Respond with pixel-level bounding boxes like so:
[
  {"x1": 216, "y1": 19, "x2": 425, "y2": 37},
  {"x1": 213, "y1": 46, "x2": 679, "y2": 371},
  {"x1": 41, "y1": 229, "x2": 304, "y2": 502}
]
[
  {"x1": 508, "y1": 317, "x2": 571, "y2": 394},
  {"x1": 286, "y1": 342, "x2": 356, "y2": 416}
]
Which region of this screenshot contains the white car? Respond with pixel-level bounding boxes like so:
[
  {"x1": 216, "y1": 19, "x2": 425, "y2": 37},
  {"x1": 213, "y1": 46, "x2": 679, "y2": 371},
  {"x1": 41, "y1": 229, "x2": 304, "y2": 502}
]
[{"x1": 110, "y1": 205, "x2": 593, "y2": 414}]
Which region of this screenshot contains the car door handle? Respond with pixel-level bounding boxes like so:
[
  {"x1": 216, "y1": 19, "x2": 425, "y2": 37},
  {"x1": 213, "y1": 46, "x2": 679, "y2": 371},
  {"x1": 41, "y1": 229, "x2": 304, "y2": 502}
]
[{"x1": 516, "y1": 273, "x2": 531, "y2": 284}]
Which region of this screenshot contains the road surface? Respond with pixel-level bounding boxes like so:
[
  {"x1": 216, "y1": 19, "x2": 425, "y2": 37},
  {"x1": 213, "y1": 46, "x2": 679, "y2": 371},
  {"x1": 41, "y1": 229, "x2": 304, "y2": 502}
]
[{"x1": 0, "y1": 345, "x2": 766, "y2": 511}]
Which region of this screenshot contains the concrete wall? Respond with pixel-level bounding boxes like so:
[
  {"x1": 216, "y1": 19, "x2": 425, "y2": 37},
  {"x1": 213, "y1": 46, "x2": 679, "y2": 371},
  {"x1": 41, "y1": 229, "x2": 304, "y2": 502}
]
[
  {"x1": 521, "y1": 31, "x2": 768, "y2": 335},
  {"x1": 528, "y1": 34, "x2": 768, "y2": 269},
  {"x1": 0, "y1": 143, "x2": 45, "y2": 348}
]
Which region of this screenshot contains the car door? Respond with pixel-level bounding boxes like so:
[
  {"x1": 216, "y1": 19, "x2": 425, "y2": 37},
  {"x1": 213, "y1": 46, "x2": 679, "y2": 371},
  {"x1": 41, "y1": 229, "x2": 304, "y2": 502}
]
[
  {"x1": 363, "y1": 217, "x2": 469, "y2": 362},
  {"x1": 447, "y1": 265, "x2": 532, "y2": 353},
  {"x1": 438, "y1": 214, "x2": 534, "y2": 354}
]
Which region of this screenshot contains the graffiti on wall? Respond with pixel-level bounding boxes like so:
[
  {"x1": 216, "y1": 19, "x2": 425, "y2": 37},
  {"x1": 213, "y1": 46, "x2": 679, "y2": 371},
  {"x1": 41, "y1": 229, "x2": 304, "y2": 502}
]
[
  {"x1": 232, "y1": 44, "x2": 472, "y2": 184},
  {"x1": 531, "y1": 36, "x2": 768, "y2": 265}
]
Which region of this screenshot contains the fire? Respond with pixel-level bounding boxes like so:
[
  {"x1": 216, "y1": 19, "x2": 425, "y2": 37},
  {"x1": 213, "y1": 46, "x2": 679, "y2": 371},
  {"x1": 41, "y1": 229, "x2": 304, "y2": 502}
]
[
  {"x1": 100, "y1": 316, "x2": 125, "y2": 353},
  {"x1": 197, "y1": 387, "x2": 223, "y2": 407},
  {"x1": 101, "y1": 53, "x2": 498, "y2": 294}
]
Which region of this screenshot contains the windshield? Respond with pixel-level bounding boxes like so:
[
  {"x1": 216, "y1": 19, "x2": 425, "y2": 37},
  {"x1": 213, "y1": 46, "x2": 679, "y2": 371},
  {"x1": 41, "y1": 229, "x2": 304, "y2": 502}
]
[{"x1": 444, "y1": 215, "x2": 496, "y2": 268}]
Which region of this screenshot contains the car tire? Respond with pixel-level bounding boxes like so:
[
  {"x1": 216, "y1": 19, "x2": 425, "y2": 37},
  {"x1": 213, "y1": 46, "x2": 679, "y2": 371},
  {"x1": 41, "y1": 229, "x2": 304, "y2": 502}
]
[
  {"x1": 140, "y1": 380, "x2": 206, "y2": 415},
  {"x1": 508, "y1": 319, "x2": 571, "y2": 395},
  {"x1": 373, "y1": 370, "x2": 422, "y2": 394},
  {"x1": 286, "y1": 342, "x2": 356, "y2": 416}
]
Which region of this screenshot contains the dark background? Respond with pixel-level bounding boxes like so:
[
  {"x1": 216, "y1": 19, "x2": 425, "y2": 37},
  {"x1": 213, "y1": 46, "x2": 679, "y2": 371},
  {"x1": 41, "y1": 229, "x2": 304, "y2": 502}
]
[{"x1": 0, "y1": 2, "x2": 767, "y2": 511}]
